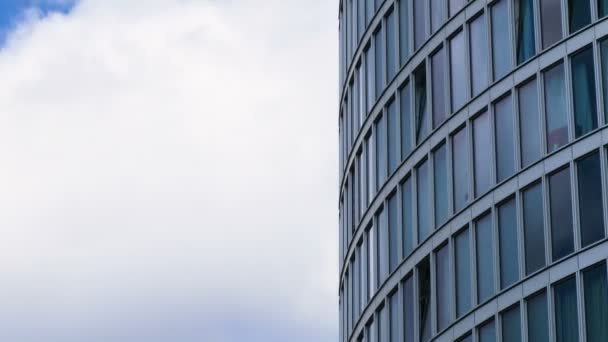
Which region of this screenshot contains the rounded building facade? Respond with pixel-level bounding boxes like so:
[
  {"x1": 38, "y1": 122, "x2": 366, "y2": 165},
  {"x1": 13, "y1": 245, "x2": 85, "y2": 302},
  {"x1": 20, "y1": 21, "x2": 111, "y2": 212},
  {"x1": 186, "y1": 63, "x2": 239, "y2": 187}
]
[{"x1": 338, "y1": 0, "x2": 608, "y2": 342}]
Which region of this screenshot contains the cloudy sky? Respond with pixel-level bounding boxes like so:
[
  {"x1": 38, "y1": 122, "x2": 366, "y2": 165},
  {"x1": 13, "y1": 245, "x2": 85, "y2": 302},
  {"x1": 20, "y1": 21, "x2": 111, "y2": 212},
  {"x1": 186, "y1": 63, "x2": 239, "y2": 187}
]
[{"x1": 0, "y1": 1, "x2": 337, "y2": 341}]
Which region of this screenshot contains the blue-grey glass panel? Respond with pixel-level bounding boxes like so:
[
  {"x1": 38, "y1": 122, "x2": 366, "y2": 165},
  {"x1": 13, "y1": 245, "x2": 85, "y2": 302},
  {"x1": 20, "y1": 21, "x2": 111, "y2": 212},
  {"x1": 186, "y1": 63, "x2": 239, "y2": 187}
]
[
  {"x1": 366, "y1": 48, "x2": 375, "y2": 113},
  {"x1": 388, "y1": 193, "x2": 399, "y2": 272},
  {"x1": 518, "y1": 79, "x2": 541, "y2": 167},
  {"x1": 436, "y1": 244, "x2": 451, "y2": 331},
  {"x1": 368, "y1": 225, "x2": 376, "y2": 295},
  {"x1": 502, "y1": 305, "x2": 522, "y2": 342},
  {"x1": 376, "y1": 116, "x2": 387, "y2": 191},
  {"x1": 495, "y1": 95, "x2": 516, "y2": 182},
  {"x1": 414, "y1": 0, "x2": 426, "y2": 51},
  {"x1": 378, "y1": 305, "x2": 387, "y2": 342},
  {"x1": 401, "y1": 82, "x2": 413, "y2": 159},
  {"x1": 402, "y1": 177, "x2": 414, "y2": 257},
  {"x1": 492, "y1": 0, "x2": 511, "y2": 80},
  {"x1": 455, "y1": 228, "x2": 471, "y2": 317},
  {"x1": 434, "y1": 144, "x2": 448, "y2": 226},
  {"x1": 523, "y1": 182, "x2": 545, "y2": 275},
  {"x1": 453, "y1": 127, "x2": 470, "y2": 211},
  {"x1": 353, "y1": 256, "x2": 359, "y2": 318},
  {"x1": 479, "y1": 320, "x2": 496, "y2": 342},
  {"x1": 417, "y1": 160, "x2": 431, "y2": 241},
  {"x1": 470, "y1": 14, "x2": 488, "y2": 97},
  {"x1": 583, "y1": 263, "x2": 608, "y2": 342},
  {"x1": 569, "y1": 0, "x2": 591, "y2": 33},
  {"x1": 602, "y1": 40, "x2": 608, "y2": 123},
  {"x1": 387, "y1": 10, "x2": 397, "y2": 81},
  {"x1": 375, "y1": 28, "x2": 386, "y2": 100},
  {"x1": 549, "y1": 167, "x2": 574, "y2": 261},
  {"x1": 473, "y1": 111, "x2": 492, "y2": 197},
  {"x1": 554, "y1": 277, "x2": 579, "y2": 342},
  {"x1": 577, "y1": 152, "x2": 605, "y2": 247},
  {"x1": 527, "y1": 291, "x2": 549, "y2": 342},
  {"x1": 366, "y1": 0, "x2": 374, "y2": 25},
  {"x1": 544, "y1": 63, "x2": 568, "y2": 152},
  {"x1": 450, "y1": 31, "x2": 467, "y2": 111},
  {"x1": 571, "y1": 46, "x2": 598, "y2": 138},
  {"x1": 415, "y1": 64, "x2": 429, "y2": 143},
  {"x1": 431, "y1": 0, "x2": 446, "y2": 33},
  {"x1": 499, "y1": 198, "x2": 519, "y2": 289},
  {"x1": 390, "y1": 292, "x2": 400, "y2": 342},
  {"x1": 358, "y1": 0, "x2": 365, "y2": 38},
  {"x1": 376, "y1": 0, "x2": 385, "y2": 10},
  {"x1": 366, "y1": 135, "x2": 375, "y2": 204},
  {"x1": 400, "y1": 0, "x2": 410, "y2": 65},
  {"x1": 540, "y1": 0, "x2": 562, "y2": 49},
  {"x1": 403, "y1": 276, "x2": 415, "y2": 342},
  {"x1": 515, "y1": 0, "x2": 536, "y2": 64},
  {"x1": 366, "y1": 322, "x2": 374, "y2": 342},
  {"x1": 477, "y1": 213, "x2": 495, "y2": 303},
  {"x1": 432, "y1": 48, "x2": 446, "y2": 128},
  {"x1": 388, "y1": 100, "x2": 399, "y2": 174},
  {"x1": 378, "y1": 208, "x2": 389, "y2": 285},
  {"x1": 360, "y1": 236, "x2": 368, "y2": 304},
  {"x1": 449, "y1": 0, "x2": 464, "y2": 16},
  {"x1": 418, "y1": 258, "x2": 431, "y2": 342},
  {"x1": 601, "y1": 0, "x2": 608, "y2": 18}
]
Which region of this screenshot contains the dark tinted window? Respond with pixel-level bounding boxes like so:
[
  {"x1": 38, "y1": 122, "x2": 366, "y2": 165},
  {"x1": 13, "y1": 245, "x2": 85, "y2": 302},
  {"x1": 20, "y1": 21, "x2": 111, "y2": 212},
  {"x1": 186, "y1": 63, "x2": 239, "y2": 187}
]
[
  {"x1": 602, "y1": 40, "x2": 608, "y2": 123},
  {"x1": 432, "y1": 48, "x2": 446, "y2": 127},
  {"x1": 540, "y1": 0, "x2": 563, "y2": 48},
  {"x1": 388, "y1": 193, "x2": 399, "y2": 272},
  {"x1": 418, "y1": 257, "x2": 432, "y2": 342},
  {"x1": 502, "y1": 305, "x2": 522, "y2": 342},
  {"x1": 498, "y1": 198, "x2": 519, "y2": 289},
  {"x1": 400, "y1": 82, "x2": 413, "y2": 158},
  {"x1": 375, "y1": 27, "x2": 386, "y2": 99},
  {"x1": 583, "y1": 263, "x2": 608, "y2": 342},
  {"x1": 386, "y1": 10, "x2": 397, "y2": 81},
  {"x1": 549, "y1": 167, "x2": 574, "y2": 261},
  {"x1": 455, "y1": 228, "x2": 472, "y2": 317},
  {"x1": 366, "y1": 47, "x2": 375, "y2": 113},
  {"x1": 577, "y1": 152, "x2": 605, "y2": 247},
  {"x1": 414, "y1": 0, "x2": 426, "y2": 50},
  {"x1": 495, "y1": 95, "x2": 516, "y2": 182},
  {"x1": 415, "y1": 64, "x2": 429, "y2": 143},
  {"x1": 523, "y1": 182, "x2": 546, "y2": 275},
  {"x1": 571, "y1": 46, "x2": 598, "y2": 138},
  {"x1": 527, "y1": 291, "x2": 549, "y2": 342},
  {"x1": 402, "y1": 177, "x2": 414, "y2": 256},
  {"x1": 403, "y1": 275, "x2": 415, "y2": 342},
  {"x1": 390, "y1": 291, "x2": 400, "y2": 342},
  {"x1": 544, "y1": 63, "x2": 568, "y2": 152},
  {"x1": 518, "y1": 79, "x2": 541, "y2": 167},
  {"x1": 436, "y1": 244, "x2": 451, "y2": 331},
  {"x1": 378, "y1": 208, "x2": 389, "y2": 284},
  {"x1": 453, "y1": 127, "x2": 470, "y2": 211},
  {"x1": 515, "y1": 0, "x2": 536, "y2": 64},
  {"x1": 569, "y1": 0, "x2": 591, "y2": 33},
  {"x1": 492, "y1": 0, "x2": 512, "y2": 80},
  {"x1": 554, "y1": 277, "x2": 579, "y2": 342},
  {"x1": 434, "y1": 144, "x2": 448, "y2": 226},
  {"x1": 376, "y1": 116, "x2": 387, "y2": 190},
  {"x1": 601, "y1": 0, "x2": 608, "y2": 18},
  {"x1": 417, "y1": 160, "x2": 431, "y2": 241},
  {"x1": 388, "y1": 99, "x2": 399, "y2": 174},
  {"x1": 473, "y1": 111, "x2": 492, "y2": 196},
  {"x1": 450, "y1": 31, "x2": 467, "y2": 111},
  {"x1": 399, "y1": 0, "x2": 410, "y2": 65},
  {"x1": 479, "y1": 320, "x2": 496, "y2": 342},
  {"x1": 477, "y1": 213, "x2": 495, "y2": 303},
  {"x1": 470, "y1": 13, "x2": 488, "y2": 96}
]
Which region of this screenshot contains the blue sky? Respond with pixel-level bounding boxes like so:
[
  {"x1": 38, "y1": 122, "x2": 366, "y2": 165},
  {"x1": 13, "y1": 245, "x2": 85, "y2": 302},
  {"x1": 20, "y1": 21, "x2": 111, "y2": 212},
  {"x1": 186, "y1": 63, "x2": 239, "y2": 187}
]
[{"x1": 0, "y1": 1, "x2": 337, "y2": 341}]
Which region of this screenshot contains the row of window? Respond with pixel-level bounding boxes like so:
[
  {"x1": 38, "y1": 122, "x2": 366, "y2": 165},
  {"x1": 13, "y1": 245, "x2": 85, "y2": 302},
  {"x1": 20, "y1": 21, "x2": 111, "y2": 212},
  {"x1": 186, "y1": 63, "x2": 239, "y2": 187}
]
[{"x1": 341, "y1": 260, "x2": 608, "y2": 342}]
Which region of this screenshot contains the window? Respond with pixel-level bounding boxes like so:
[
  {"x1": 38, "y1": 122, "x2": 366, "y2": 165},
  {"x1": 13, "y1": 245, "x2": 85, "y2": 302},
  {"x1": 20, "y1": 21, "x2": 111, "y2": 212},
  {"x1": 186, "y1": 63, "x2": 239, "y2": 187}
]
[
  {"x1": 569, "y1": 0, "x2": 591, "y2": 33},
  {"x1": 377, "y1": 208, "x2": 389, "y2": 285},
  {"x1": 523, "y1": 182, "x2": 546, "y2": 275},
  {"x1": 549, "y1": 167, "x2": 574, "y2": 261},
  {"x1": 577, "y1": 152, "x2": 605, "y2": 247},
  {"x1": 527, "y1": 291, "x2": 549, "y2": 342},
  {"x1": 449, "y1": 0, "x2": 464, "y2": 16},
  {"x1": 367, "y1": 224, "x2": 376, "y2": 295},
  {"x1": 388, "y1": 100, "x2": 399, "y2": 174},
  {"x1": 544, "y1": 63, "x2": 568, "y2": 152},
  {"x1": 399, "y1": 0, "x2": 410, "y2": 65},
  {"x1": 417, "y1": 160, "x2": 431, "y2": 241},
  {"x1": 353, "y1": 256, "x2": 359, "y2": 318},
  {"x1": 431, "y1": 0, "x2": 446, "y2": 33},
  {"x1": 366, "y1": 322, "x2": 374, "y2": 342},
  {"x1": 415, "y1": 63, "x2": 429, "y2": 143},
  {"x1": 518, "y1": 78, "x2": 541, "y2": 167},
  {"x1": 386, "y1": 10, "x2": 397, "y2": 81},
  {"x1": 366, "y1": 0, "x2": 374, "y2": 26},
  {"x1": 436, "y1": 244, "x2": 451, "y2": 331},
  {"x1": 431, "y1": 48, "x2": 447, "y2": 128},
  {"x1": 414, "y1": 0, "x2": 426, "y2": 51},
  {"x1": 601, "y1": 0, "x2": 608, "y2": 18},
  {"x1": 434, "y1": 144, "x2": 448, "y2": 226},
  {"x1": 540, "y1": 0, "x2": 563, "y2": 49},
  {"x1": 360, "y1": 151, "x2": 367, "y2": 213},
  {"x1": 378, "y1": 305, "x2": 387, "y2": 342},
  {"x1": 455, "y1": 228, "x2": 472, "y2": 317},
  {"x1": 515, "y1": 0, "x2": 536, "y2": 64},
  {"x1": 375, "y1": 27, "x2": 386, "y2": 100},
  {"x1": 602, "y1": 40, "x2": 608, "y2": 123},
  {"x1": 390, "y1": 291, "x2": 400, "y2": 342},
  {"x1": 479, "y1": 320, "x2": 496, "y2": 342},
  {"x1": 418, "y1": 257, "x2": 431, "y2": 342},
  {"x1": 450, "y1": 31, "x2": 467, "y2": 111},
  {"x1": 492, "y1": 0, "x2": 512, "y2": 80},
  {"x1": 476, "y1": 213, "x2": 495, "y2": 303},
  {"x1": 473, "y1": 111, "x2": 492, "y2": 197},
  {"x1": 366, "y1": 134, "x2": 375, "y2": 204},
  {"x1": 554, "y1": 277, "x2": 579, "y2": 342},
  {"x1": 403, "y1": 275, "x2": 415, "y2": 342},
  {"x1": 366, "y1": 47, "x2": 375, "y2": 113},
  {"x1": 495, "y1": 95, "x2": 516, "y2": 182},
  {"x1": 453, "y1": 127, "x2": 470, "y2": 211},
  {"x1": 571, "y1": 46, "x2": 598, "y2": 138},
  {"x1": 501, "y1": 305, "x2": 522, "y2": 342},
  {"x1": 360, "y1": 238, "x2": 368, "y2": 305},
  {"x1": 456, "y1": 333, "x2": 472, "y2": 342},
  {"x1": 583, "y1": 263, "x2": 608, "y2": 342},
  {"x1": 401, "y1": 82, "x2": 413, "y2": 159},
  {"x1": 470, "y1": 13, "x2": 488, "y2": 96},
  {"x1": 402, "y1": 177, "x2": 414, "y2": 257},
  {"x1": 388, "y1": 193, "x2": 399, "y2": 273},
  {"x1": 376, "y1": 116, "x2": 387, "y2": 191},
  {"x1": 358, "y1": 0, "x2": 365, "y2": 39},
  {"x1": 498, "y1": 198, "x2": 519, "y2": 289}
]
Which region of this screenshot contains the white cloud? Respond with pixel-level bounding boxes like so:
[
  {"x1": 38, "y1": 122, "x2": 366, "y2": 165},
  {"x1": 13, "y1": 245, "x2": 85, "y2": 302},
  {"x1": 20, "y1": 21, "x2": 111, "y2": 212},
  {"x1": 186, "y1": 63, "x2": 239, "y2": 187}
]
[{"x1": 0, "y1": 0, "x2": 338, "y2": 340}]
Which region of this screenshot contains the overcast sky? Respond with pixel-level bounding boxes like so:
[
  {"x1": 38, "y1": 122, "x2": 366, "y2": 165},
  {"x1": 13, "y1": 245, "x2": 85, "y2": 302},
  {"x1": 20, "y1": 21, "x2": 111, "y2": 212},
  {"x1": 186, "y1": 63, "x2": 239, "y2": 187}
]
[{"x1": 0, "y1": 1, "x2": 338, "y2": 341}]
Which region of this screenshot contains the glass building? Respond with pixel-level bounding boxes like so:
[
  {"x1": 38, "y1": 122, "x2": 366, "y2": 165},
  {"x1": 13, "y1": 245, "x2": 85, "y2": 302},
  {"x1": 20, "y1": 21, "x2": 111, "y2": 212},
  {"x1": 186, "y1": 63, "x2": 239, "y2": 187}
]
[{"x1": 338, "y1": 1, "x2": 608, "y2": 341}]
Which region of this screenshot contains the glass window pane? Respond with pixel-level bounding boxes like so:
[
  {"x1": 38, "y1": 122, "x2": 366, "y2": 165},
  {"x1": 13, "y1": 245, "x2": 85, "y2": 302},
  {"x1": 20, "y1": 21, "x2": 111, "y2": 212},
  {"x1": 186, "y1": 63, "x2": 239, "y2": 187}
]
[
  {"x1": 544, "y1": 63, "x2": 568, "y2": 152},
  {"x1": 527, "y1": 291, "x2": 549, "y2": 342},
  {"x1": 519, "y1": 79, "x2": 541, "y2": 167},
  {"x1": 387, "y1": 10, "x2": 397, "y2": 81},
  {"x1": 376, "y1": 116, "x2": 387, "y2": 190},
  {"x1": 571, "y1": 46, "x2": 598, "y2": 138},
  {"x1": 554, "y1": 277, "x2": 579, "y2": 342},
  {"x1": 449, "y1": 0, "x2": 464, "y2": 16},
  {"x1": 414, "y1": 0, "x2": 426, "y2": 51},
  {"x1": 378, "y1": 305, "x2": 387, "y2": 342},
  {"x1": 455, "y1": 228, "x2": 472, "y2": 317},
  {"x1": 388, "y1": 100, "x2": 399, "y2": 174},
  {"x1": 502, "y1": 305, "x2": 522, "y2": 342},
  {"x1": 515, "y1": 0, "x2": 536, "y2": 64},
  {"x1": 432, "y1": 48, "x2": 446, "y2": 127},
  {"x1": 366, "y1": 135, "x2": 375, "y2": 203},
  {"x1": 601, "y1": 0, "x2": 608, "y2": 18},
  {"x1": 492, "y1": 0, "x2": 512, "y2": 80},
  {"x1": 418, "y1": 257, "x2": 431, "y2": 342},
  {"x1": 523, "y1": 182, "x2": 546, "y2": 275},
  {"x1": 434, "y1": 144, "x2": 448, "y2": 226},
  {"x1": 400, "y1": 0, "x2": 410, "y2": 65},
  {"x1": 366, "y1": 0, "x2": 374, "y2": 25},
  {"x1": 368, "y1": 225, "x2": 376, "y2": 294},
  {"x1": 360, "y1": 236, "x2": 368, "y2": 304},
  {"x1": 375, "y1": 28, "x2": 386, "y2": 100},
  {"x1": 569, "y1": 0, "x2": 591, "y2": 33},
  {"x1": 479, "y1": 320, "x2": 496, "y2": 342},
  {"x1": 390, "y1": 292, "x2": 400, "y2": 342},
  {"x1": 403, "y1": 276, "x2": 415, "y2": 342},
  {"x1": 477, "y1": 213, "x2": 495, "y2": 303},
  {"x1": 378, "y1": 208, "x2": 389, "y2": 284},
  {"x1": 473, "y1": 111, "x2": 492, "y2": 197},
  {"x1": 602, "y1": 40, "x2": 608, "y2": 123},
  {"x1": 358, "y1": 0, "x2": 365, "y2": 38},
  {"x1": 415, "y1": 64, "x2": 429, "y2": 143},
  {"x1": 388, "y1": 193, "x2": 399, "y2": 272},
  {"x1": 431, "y1": 0, "x2": 446, "y2": 33},
  {"x1": 549, "y1": 167, "x2": 574, "y2": 261},
  {"x1": 366, "y1": 47, "x2": 375, "y2": 113},
  {"x1": 402, "y1": 177, "x2": 414, "y2": 257},
  {"x1": 470, "y1": 14, "x2": 488, "y2": 96},
  {"x1": 577, "y1": 152, "x2": 605, "y2": 247},
  {"x1": 401, "y1": 82, "x2": 412, "y2": 159},
  {"x1": 583, "y1": 263, "x2": 608, "y2": 342},
  {"x1": 450, "y1": 31, "x2": 467, "y2": 111},
  {"x1": 499, "y1": 198, "x2": 519, "y2": 289},
  {"x1": 540, "y1": 0, "x2": 563, "y2": 49},
  {"x1": 436, "y1": 244, "x2": 451, "y2": 331},
  {"x1": 495, "y1": 95, "x2": 516, "y2": 182},
  {"x1": 453, "y1": 127, "x2": 470, "y2": 211},
  {"x1": 417, "y1": 160, "x2": 431, "y2": 241},
  {"x1": 456, "y1": 333, "x2": 472, "y2": 342}
]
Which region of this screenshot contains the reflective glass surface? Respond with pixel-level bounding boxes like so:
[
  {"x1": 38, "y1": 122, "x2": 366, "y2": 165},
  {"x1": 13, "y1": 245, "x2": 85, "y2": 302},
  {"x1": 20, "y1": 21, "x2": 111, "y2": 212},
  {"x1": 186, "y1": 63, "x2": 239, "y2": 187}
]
[
  {"x1": 549, "y1": 167, "x2": 574, "y2": 261},
  {"x1": 476, "y1": 214, "x2": 495, "y2": 303}
]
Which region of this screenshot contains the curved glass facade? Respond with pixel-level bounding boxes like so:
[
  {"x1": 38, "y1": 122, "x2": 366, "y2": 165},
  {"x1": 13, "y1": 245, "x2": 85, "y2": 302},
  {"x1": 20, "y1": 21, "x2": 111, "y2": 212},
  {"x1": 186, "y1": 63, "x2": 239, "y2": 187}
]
[{"x1": 338, "y1": 0, "x2": 608, "y2": 341}]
